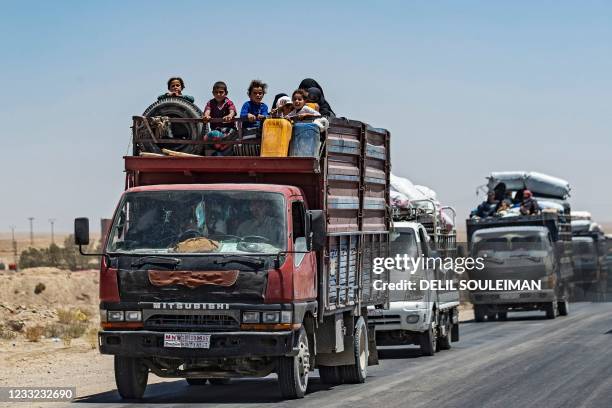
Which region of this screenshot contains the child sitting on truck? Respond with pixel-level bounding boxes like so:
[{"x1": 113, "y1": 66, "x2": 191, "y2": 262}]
[
  {"x1": 158, "y1": 77, "x2": 195, "y2": 103},
  {"x1": 286, "y1": 89, "x2": 321, "y2": 120},
  {"x1": 269, "y1": 95, "x2": 293, "y2": 118},
  {"x1": 203, "y1": 81, "x2": 237, "y2": 156},
  {"x1": 240, "y1": 80, "x2": 269, "y2": 130}
]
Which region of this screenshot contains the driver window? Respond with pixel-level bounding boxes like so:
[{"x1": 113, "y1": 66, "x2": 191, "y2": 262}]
[{"x1": 292, "y1": 201, "x2": 307, "y2": 266}]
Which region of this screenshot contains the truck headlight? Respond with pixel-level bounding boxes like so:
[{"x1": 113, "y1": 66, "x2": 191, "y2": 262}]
[
  {"x1": 406, "y1": 314, "x2": 420, "y2": 324},
  {"x1": 107, "y1": 311, "x2": 124, "y2": 322},
  {"x1": 280, "y1": 311, "x2": 292, "y2": 324},
  {"x1": 100, "y1": 309, "x2": 108, "y2": 323},
  {"x1": 125, "y1": 311, "x2": 142, "y2": 322},
  {"x1": 242, "y1": 311, "x2": 260, "y2": 323},
  {"x1": 262, "y1": 311, "x2": 280, "y2": 323}
]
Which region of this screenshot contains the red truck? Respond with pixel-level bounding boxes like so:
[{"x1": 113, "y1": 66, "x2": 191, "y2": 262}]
[{"x1": 74, "y1": 117, "x2": 391, "y2": 399}]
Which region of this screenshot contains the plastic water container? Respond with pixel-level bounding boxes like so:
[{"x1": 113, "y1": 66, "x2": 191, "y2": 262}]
[
  {"x1": 289, "y1": 123, "x2": 321, "y2": 157},
  {"x1": 261, "y1": 119, "x2": 292, "y2": 157}
]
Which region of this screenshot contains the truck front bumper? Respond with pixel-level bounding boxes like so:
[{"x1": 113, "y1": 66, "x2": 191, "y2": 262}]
[
  {"x1": 470, "y1": 290, "x2": 555, "y2": 304},
  {"x1": 99, "y1": 330, "x2": 295, "y2": 358}
]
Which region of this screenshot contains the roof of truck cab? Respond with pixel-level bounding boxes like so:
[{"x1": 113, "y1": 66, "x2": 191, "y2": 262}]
[
  {"x1": 472, "y1": 226, "x2": 549, "y2": 236},
  {"x1": 125, "y1": 184, "x2": 303, "y2": 195}
]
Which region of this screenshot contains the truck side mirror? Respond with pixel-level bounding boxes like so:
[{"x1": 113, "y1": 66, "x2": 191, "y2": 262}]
[
  {"x1": 74, "y1": 217, "x2": 90, "y2": 246},
  {"x1": 305, "y1": 210, "x2": 326, "y2": 251}
]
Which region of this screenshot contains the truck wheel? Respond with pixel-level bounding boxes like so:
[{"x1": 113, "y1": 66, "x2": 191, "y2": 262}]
[
  {"x1": 138, "y1": 97, "x2": 204, "y2": 154},
  {"x1": 419, "y1": 324, "x2": 437, "y2": 356},
  {"x1": 114, "y1": 356, "x2": 148, "y2": 400},
  {"x1": 545, "y1": 301, "x2": 558, "y2": 319},
  {"x1": 186, "y1": 378, "x2": 208, "y2": 386},
  {"x1": 318, "y1": 366, "x2": 343, "y2": 385},
  {"x1": 497, "y1": 312, "x2": 508, "y2": 321},
  {"x1": 277, "y1": 326, "x2": 310, "y2": 399},
  {"x1": 340, "y1": 317, "x2": 368, "y2": 384},
  {"x1": 438, "y1": 322, "x2": 452, "y2": 351},
  {"x1": 487, "y1": 312, "x2": 497, "y2": 321},
  {"x1": 558, "y1": 299, "x2": 569, "y2": 316},
  {"x1": 474, "y1": 305, "x2": 485, "y2": 323}
]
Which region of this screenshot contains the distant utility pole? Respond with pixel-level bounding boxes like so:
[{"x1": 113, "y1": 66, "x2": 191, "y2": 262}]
[
  {"x1": 10, "y1": 225, "x2": 17, "y2": 265},
  {"x1": 28, "y1": 217, "x2": 34, "y2": 246},
  {"x1": 49, "y1": 218, "x2": 56, "y2": 244}
]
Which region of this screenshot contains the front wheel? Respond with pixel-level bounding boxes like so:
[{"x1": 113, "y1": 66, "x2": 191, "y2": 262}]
[
  {"x1": 419, "y1": 323, "x2": 437, "y2": 356},
  {"x1": 474, "y1": 305, "x2": 486, "y2": 323},
  {"x1": 497, "y1": 311, "x2": 508, "y2": 321},
  {"x1": 558, "y1": 299, "x2": 569, "y2": 316},
  {"x1": 114, "y1": 356, "x2": 149, "y2": 400},
  {"x1": 277, "y1": 327, "x2": 310, "y2": 399},
  {"x1": 545, "y1": 301, "x2": 558, "y2": 319}
]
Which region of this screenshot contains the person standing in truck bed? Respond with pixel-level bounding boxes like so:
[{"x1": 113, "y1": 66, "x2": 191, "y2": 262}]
[
  {"x1": 520, "y1": 190, "x2": 541, "y2": 215},
  {"x1": 240, "y1": 80, "x2": 269, "y2": 130},
  {"x1": 158, "y1": 77, "x2": 195, "y2": 103}
]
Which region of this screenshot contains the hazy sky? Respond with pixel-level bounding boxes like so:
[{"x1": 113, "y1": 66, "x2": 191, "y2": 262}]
[{"x1": 1, "y1": 1, "x2": 610, "y2": 234}]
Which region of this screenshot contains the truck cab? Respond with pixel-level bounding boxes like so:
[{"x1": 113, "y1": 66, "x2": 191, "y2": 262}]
[
  {"x1": 469, "y1": 225, "x2": 565, "y2": 320},
  {"x1": 368, "y1": 207, "x2": 460, "y2": 356},
  {"x1": 571, "y1": 219, "x2": 609, "y2": 300}
]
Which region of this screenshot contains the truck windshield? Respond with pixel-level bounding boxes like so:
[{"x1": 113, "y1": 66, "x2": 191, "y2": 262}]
[
  {"x1": 389, "y1": 229, "x2": 424, "y2": 301},
  {"x1": 106, "y1": 190, "x2": 286, "y2": 254},
  {"x1": 572, "y1": 238, "x2": 595, "y2": 256},
  {"x1": 472, "y1": 231, "x2": 551, "y2": 258}
]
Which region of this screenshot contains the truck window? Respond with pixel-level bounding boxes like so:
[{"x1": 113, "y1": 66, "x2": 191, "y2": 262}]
[
  {"x1": 292, "y1": 201, "x2": 307, "y2": 265},
  {"x1": 472, "y1": 230, "x2": 550, "y2": 258},
  {"x1": 106, "y1": 190, "x2": 287, "y2": 254}
]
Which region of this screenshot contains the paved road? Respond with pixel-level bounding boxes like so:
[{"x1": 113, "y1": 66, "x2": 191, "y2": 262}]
[{"x1": 74, "y1": 302, "x2": 612, "y2": 408}]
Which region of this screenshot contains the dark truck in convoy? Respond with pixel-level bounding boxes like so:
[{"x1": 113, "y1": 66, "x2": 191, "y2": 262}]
[
  {"x1": 74, "y1": 117, "x2": 391, "y2": 399},
  {"x1": 467, "y1": 213, "x2": 573, "y2": 320},
  {"x1": 571, "y1": 219, "x2": 609, "y2": 300}
]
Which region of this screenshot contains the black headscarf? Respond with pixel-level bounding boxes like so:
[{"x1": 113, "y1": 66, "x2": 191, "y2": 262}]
[
  {"x1": 298, "y1": 78, "x2": 335, "y2": 117},
  {"x1": 271, "y1": 93, "x2": 288, "y2": 110}
]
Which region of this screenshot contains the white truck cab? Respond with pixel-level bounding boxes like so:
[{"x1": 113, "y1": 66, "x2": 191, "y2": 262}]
[{"x1": 368, "y1": 217, "x2": 460, "y2": 356}]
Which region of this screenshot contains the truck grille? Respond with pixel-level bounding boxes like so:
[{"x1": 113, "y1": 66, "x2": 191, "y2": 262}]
[
  {"x1": 144, "y1": 314, "x2": 239, "y2": 331},
  {"x1": 369, "y1": 314, "x2": 402, "y2": 325}
]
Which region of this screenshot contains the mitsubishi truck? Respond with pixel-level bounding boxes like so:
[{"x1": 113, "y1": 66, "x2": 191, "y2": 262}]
[
  {"x1": 74, "y1": 116, "x2": 391, "y2": 399},
  {"x1": 368, "y1": 202, "x2": 460, "y2": 356}
]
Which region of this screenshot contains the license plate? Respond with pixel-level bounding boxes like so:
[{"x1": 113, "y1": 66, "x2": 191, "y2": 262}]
[
  {"x1": 499, "y1": 292, "x2": 517, "y2": 300},
  {"x1": 368, "y1": 309, "x2": 384, "y2": 317},
  {"x1": 164, "y1": 333, "x2": 211, "y2": 349}
]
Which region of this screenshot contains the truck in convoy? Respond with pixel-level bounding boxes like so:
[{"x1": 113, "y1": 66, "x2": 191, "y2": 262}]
[
  {"x1": 368, "y1": 201, "x2": 460, "y2": 355},
  {"x1": 74, "y1": 115, "x2": 391, "y2": 399},
  {"x1": 466, "y1": 172, "x2": 573, "y2": 321},
  {"x1": 571, "y1": 218, "x2": 608, "y2": 301}
]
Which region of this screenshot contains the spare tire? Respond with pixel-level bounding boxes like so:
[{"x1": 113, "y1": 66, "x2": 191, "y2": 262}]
[{"x1": 136, "y1": 97, "x2": 204, "y2": 154}]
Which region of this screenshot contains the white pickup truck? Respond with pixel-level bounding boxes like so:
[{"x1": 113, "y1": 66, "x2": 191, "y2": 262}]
[{"x1": 368, "y1": 206, "x2": 460, "y2": 356}]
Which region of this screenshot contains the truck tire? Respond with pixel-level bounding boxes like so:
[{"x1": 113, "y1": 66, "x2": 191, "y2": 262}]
[
  {"x1": 558, "y1": 299, "x2": 569, "y2": 316},
  {"x1": 277, "y1": 327, "x2": 310, "y2": 399},
  {"x1": 137, "y1": 97, "x2": 204, "y2": 155},
  {"x1": 340, "y1": 317, "x2": 368, "y2": 384},
  {"x1": 419, "y1": 324, "x2": 437, "y2": 356},
  {"x1": 318, "y1": 366, "x2": 343, "y2": 385},
  {"x1": 545, "y1": 301, "x2": 558, "y2": 319},
  {"x1": 474, "y1": 305, "x2": 485, "y2": 323},
  {"x1": 486, "y1": 312, "x2": 497, "y2": 321},
  {"x1": 497, "y1": 311, "x2": 508, "y2": 321},
  {"x1": 186, "y1": 378, "x2": 208, "y2": 385},
  {"x1": 438, "y1": 322, "x2": 452, "y2": 350},
  {"x1": 114, "y1": 356, "x2": 148, "y2": 400}
]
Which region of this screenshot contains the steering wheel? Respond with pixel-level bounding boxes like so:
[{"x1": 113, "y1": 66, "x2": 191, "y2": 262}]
[
  {"x1": 178, "y1": 229, "x2": 203, "y2": 241},
  {"x1": 242, "y1": 235, "x2": 271, "y2": 243}
]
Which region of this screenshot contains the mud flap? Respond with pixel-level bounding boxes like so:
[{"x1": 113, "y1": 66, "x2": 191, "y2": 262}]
[
  {"x1": 367, "y1": 324, "x2": 378, "y2": 366},
  {"x1": 451, "y1": 322, "x2": 459, "y2": 342}
]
